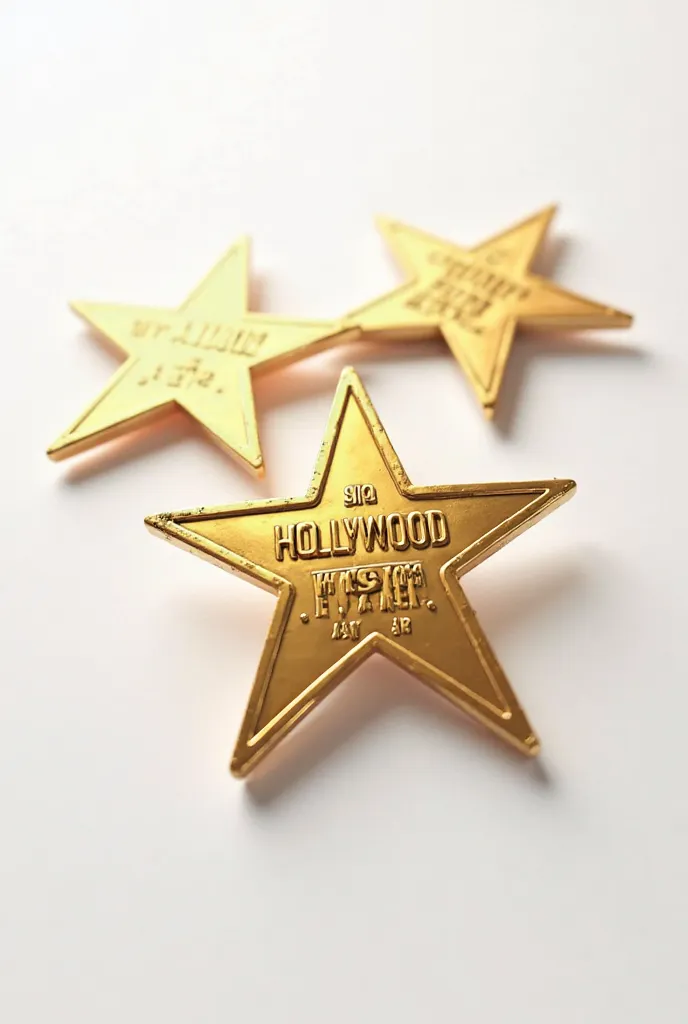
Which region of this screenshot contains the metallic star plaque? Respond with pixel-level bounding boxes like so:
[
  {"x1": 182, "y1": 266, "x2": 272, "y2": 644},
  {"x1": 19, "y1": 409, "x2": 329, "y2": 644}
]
[
  {"x1": 47, "y1": 238, "x2": 357, "y2": 474},
  {"x1": 345, "y1": 206, "x2": 633, "y2": 417},
  {"x1": 146, "y1": 367, "x2": 576, "y2": 777}
]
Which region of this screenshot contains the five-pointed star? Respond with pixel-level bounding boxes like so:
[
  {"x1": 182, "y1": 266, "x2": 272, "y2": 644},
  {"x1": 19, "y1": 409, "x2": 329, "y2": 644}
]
[
  {"x1": 345, "y1": 206, "x2": 633, "y2": 417},
  {"x1": 47, "y1": 239, "x2": 358, "y2": 474},
  {"x1": 146, "y1": 367, "x2": 576, "y2": 777}
]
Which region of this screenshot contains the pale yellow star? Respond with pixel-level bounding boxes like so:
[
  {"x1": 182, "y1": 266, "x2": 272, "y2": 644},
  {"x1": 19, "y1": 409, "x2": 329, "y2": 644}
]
[{"x1": 48, "y1": 239, "x2": 358, "y2": 474}]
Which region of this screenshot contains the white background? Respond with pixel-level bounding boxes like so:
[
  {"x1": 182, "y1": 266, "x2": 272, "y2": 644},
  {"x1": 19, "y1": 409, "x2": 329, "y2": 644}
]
[{"x1": 1, "y1": 2, "x2": 686, "y2": 1021}]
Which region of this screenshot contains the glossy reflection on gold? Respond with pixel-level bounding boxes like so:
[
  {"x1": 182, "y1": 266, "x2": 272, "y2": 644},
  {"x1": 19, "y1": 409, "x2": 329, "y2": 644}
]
[{"x1": 147, "y1": 368, "x2": 576, "y2": 777}]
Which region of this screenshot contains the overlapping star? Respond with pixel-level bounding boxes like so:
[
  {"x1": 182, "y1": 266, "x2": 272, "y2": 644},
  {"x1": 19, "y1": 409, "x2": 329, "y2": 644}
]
[{"x1": 345, "y1": 206, "x2": 632, "y2": 416}]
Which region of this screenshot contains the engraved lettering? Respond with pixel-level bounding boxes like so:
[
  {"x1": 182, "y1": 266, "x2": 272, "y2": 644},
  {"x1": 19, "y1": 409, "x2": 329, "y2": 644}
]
[
  {"x1": 355, "y1": 568, "x2": 380, "y2": 593},
  {"x1": 311, "y1": 561, "x2": 427, "y2": 618},
  {"x1": 173, "y1": 321, "x2": 194, "y2": 347},
  {"x1": 330, "y1": 520, "x2": 350, "y2": 556},
  {"x1": 132, "y1": 319, "x2": 150, "y2": 338},
  {"x1": 316, "y1": 522, "x2": 331, "y2": 557},
  {"x1": 132, "y1": 319, "x2": 172, "y2": 339},
  {"x1": 427, "y1": 510, "x2": 449, "y2": 546},
  {"x1": 295, "y1": 522, "x2": 318, "y2": 559},
  {"x1": 406, "y1": 510, "x2": 429, "y2": 547},
  {"x1": 404, "y1": 256, "x2": 530, "y2": 332},
  {"x1": 391, "y1": 616, "x2": 412, "y2": 636},
  {"x1": 361, "y1": 515, "x2": 387, "y2": 552},
  {"x1": 275, "y1": 511, "x2": 449, "y2": 560},
  {"x1": 137, "y1": 357, "x2": 220, "y2": 393},
  {"x1": 331, "y1": 620, "x2": 361, "y2": 641},
  {"x1": 342, "y1": 517, "x2": 360, "y2": 546},
  {"x1": 274, "y1": 524, "x2": 297, "y2": 561},
  {"x1": 392, "y1": 565, "x2": 409, "y2": 609},
  {"x1": 343, "y1": 484, "x2": 378, "y2": 507},
  {"x1": 313, "y1": 571, "x2": 336, "y2": 617},
  {"x1": 380, "y1": 565, "x2": 394, "y2": 611},
  {"x1": 387, "y1": 512, "x2": 409, "y2": 551},
  {"x1": 409, "y1": 562, "x2": 425, "y2": 606},
  {"x1": 133, "y1": 316, "x2": 269, "y2": 357}
]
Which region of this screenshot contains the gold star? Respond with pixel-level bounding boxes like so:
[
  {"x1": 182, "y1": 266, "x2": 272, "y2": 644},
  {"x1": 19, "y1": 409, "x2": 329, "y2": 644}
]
[
  {"x1": 345, "y1": 206, "x2": 633, "y2": 417},
  {"x1": 146, "y1": 367, "x2": 576, "y2": 777},
  {"x1": 47, "y1": 239, "x2": 358, "y2": 474}
]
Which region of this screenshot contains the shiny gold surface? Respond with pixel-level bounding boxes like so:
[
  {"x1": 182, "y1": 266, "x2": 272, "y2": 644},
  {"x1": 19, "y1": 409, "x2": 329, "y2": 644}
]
[
  {"x1": 47, "y1": 239, "x2": 357, "y2": 475},
  {"x1": 345, "y1": 206, "x2": 633, "y2": 417},
  {"x1": 146, "y1": 367, "x2": 576, "y2": 777}
]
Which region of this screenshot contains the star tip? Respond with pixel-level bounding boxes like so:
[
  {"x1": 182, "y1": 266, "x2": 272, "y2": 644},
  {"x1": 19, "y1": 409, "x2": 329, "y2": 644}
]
[
  {"x1": 242, "y1": 451, "x2": 265, "y2": 477},
  {"x1": 483, "y1": 405, "x2": 496, "y2": 421},
  {"x1": 46, "y1": 440, "x2": 67, "y2": 461},
  {"x1": 608, "y1": 309, "x2": 634, "y2": 328},
  {"x1": 229, "y1": 756, "x2": 250, "y2": 779},
  {"x1": 339, "y1": 365, "x2": 363, "y2": 390},
  {"x1": 144, "y1": 513, "x2": 170, "y2": 535},
  {"x1": 217, "y1": 235, "x2": 251, "y2": 270},
  {"x1": 551, "y1": 478, "x2": 577, "y2": 502},
  {"x1": 235, "y1": 448, "x2": 265, "y2": 477},
  {"x1": 69, "y1": 299, "x2": 90, "y2": 318},
  {"x1": 524, "y1": 735, "x2": 541, "y2": 758},
  {"x1": 533, "y1": 203, "x2": 558, "y2": 230},
  {"x1": 374, "y1": 214, "x2": 397, "y2": 233}
]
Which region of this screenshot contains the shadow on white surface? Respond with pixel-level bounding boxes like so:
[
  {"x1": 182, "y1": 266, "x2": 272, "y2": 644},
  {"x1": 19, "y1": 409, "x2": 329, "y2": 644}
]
[
  {"x1": 236, "y1": 553, "x2": 593, "y2": 803},
  {"x1": 242, "y1": 657, "x2": 557, "y2": 806},
  {"x1": 252, "y1": 355, "x2": 355, "y2": 415},
  {"x1": 56, "y1": 410, "x2": 195, "y2": 482},
  {"x1": 492, "y1": 333, "x2": 649, "y2": 435}
]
